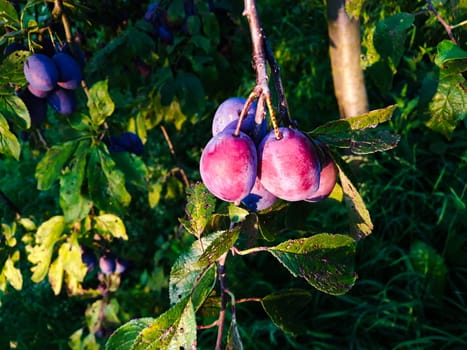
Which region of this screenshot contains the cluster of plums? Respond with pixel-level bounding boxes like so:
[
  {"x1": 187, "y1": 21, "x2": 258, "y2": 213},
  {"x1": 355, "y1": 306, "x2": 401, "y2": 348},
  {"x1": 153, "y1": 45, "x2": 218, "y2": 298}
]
[
  {"x1": 200, "y1": 97, "x2": 338, "y2": 211},
  {"x1": 81, "y1": 247, "x2": 128, "y2": 276},
  {"x1": 4, "y1": 41, "x2": 83, "y2": 128}
]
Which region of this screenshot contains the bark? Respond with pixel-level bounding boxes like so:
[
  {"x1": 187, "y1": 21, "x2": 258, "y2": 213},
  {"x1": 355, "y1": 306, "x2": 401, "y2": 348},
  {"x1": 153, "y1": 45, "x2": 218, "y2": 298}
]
[{"x1": 327, "y1": 0, "x2": 368, "y2": 118}]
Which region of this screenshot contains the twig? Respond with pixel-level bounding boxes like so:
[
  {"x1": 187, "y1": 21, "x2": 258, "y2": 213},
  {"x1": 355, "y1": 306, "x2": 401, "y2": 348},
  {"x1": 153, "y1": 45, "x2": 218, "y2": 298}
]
[
  {"x1": 215, "y1": 252, "x2": 228, "y2": 350},
  {"x1": 159, "y1": 125, "x2": 190, "y2": 188},
  {"x1": 243, "y1": 0, "x2": 282, "y2": 140},
  {"x1": 426, "y1": 0, "x2": 457, "y2": 44}
]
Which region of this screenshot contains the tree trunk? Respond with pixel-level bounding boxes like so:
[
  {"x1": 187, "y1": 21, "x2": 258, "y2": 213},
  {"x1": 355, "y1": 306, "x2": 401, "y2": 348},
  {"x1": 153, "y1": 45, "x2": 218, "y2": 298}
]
[{"x1": 327, "y1": 0, "x2": 368, "y2": 119}]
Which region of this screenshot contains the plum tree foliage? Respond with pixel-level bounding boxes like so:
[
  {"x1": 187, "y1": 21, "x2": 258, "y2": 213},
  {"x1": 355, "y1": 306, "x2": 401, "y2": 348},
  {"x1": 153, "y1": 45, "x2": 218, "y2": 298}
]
[{"x1": 0, "y1": 0, "x2": 465, "y2": 349}]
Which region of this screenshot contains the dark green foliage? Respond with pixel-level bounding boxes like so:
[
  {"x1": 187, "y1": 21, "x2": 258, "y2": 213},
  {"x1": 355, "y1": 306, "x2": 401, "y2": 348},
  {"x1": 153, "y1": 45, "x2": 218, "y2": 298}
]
[{"x1": 0, "y1": 0, "x2": 465, "y2": 349}]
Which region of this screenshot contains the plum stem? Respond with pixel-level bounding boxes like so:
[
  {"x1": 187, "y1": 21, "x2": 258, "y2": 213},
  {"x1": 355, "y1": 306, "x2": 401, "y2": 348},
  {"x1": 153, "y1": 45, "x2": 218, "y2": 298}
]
[{"x1": 243, "y1": 0, "x2": 282, "y2": 140}]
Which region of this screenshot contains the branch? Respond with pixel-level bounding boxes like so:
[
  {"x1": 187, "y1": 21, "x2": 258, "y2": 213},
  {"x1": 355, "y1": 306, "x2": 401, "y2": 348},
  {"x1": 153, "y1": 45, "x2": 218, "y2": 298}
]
[
  {"x1": 426, "y1": 0, "x2": 458, "y2": 44},
  {"x1": 242, "y1": 0, "x2": 282, "y2": 140},
  {"x1": 215, "y1": 252, "x2": 228, "y2": 350},
  {"x1": 327, "y1": 0, "x2": 368, "y2": 119}
]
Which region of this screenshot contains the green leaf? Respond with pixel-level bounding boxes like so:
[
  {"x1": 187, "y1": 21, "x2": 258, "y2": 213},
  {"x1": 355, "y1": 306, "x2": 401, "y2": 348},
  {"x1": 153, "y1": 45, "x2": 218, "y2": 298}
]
[
  {"x1": 87, "y1": 80, "x2": 115, "y2": 126},
  {"x1": 228, "y1": 204, "x2": 249, "y2": 224},
  {"x1": 27, "y1": 216, "x2": 65, "y2": 283},
  {"x1": 0, "y1": 113, "x2": 20, "y2": 159},
  {"x1": 175, "y1": 72, "x2": 205, "y2": 119},
  {"x1": 435, "y1": 40, "x2": 467, "y2": 66},
  {"x1": 36, "y1": 141, "x2": 78, "y2": 190},
  {"x1": 425, "y1": 74, "x2": 466, "y2": 139},
  {"x1": 261, "y1": 289, "x2": 313, "y2": 334},
  {"x1": 409, "y1": 240, "x2": 448, "y2": 298},
  {"x1": 268, "y1": 233, "x2": 357, "y2": 295},
  {"x1": 0, "y1": 50, "x2": 29, "y2": 86},
  {"x1": 226, "y1": 318, "x2": 243, "y2": 350},
  {"x1": 373, "y1": 13, "x2": 414, "y2": 68},
  {"x1": 133, "y1": 296, "x2": 197, "y2": 350},
  {"x1": 0, "y1": 0, "x2": 20, "y2": 26},
  {"x1": 60, "y1": 140, "x2": 93, "y2": 223},
  {"x1": 190, "y1": 265, "x2": 216, "y2": 311},
  {"x1": 106, "y1": 318, "x2": 155, "y2": 350},
  {"x1": 334, "y1": 157, "x2": 373, "y2": 240},
  {"x1": 310, "y1": 105, "x2": 400, "y2": 153},
  {"x1": 87, "y1": 146, "x2": 131, "y2": 213},
  {"x1": 94, "y1": 214, "x2": 128, "y2": 240},
  {"x1": 183, "y1": 182, "x2": 216, "y2": 237},
  {"x1": 2, "y1": 250, "x2": 23, "y2": 290},
  {"x1": 111, "y1": 151, "x2": 149, "y2": 189},
  {"x1": 169, "y1": 231, "x2": 224, "y2": 305},
  {"x1": 195, "y1": 227, "x2": 240, "y2": 268},
  {"x1": 0, "y1": 94, "x2": 30, "y2": 130},
  {"x1": 60, "y1": 236, "x2": 87, "y2": 295}
]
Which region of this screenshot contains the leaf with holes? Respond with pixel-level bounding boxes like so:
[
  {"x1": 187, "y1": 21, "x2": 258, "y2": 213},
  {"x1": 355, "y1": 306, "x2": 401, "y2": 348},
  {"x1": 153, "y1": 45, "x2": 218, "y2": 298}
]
[
  {"x1": 132, "y1": 296, "x2": 196, "y2": 350},
  {"x1": 105, "y1": 318, "x2": 155, "y2": 350},
  {"x1": 183, "y1": 182, "x2": 216, "y2": 238},
  {"x1": 169, "y1": 231, "x2": 224, "y2": 306},
  {"x1": 268, "y1": 233, "x2": 357, "y2": 295}
]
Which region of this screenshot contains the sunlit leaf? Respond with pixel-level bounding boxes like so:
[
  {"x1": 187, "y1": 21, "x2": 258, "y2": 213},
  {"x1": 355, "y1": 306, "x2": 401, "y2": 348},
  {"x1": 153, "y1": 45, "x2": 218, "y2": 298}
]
[
  {"x1": 0, "y1": 113, "x2": 20, "y2": 159},
  {"x1": 268, "y1": 233, "x2": 357, "y2": 295},
  {"x1": 87, "y1": 80, "x2": 115, "y2": 126},
  {"x1": 435, "y1": 40, "x2": 467, "y2": 66},
  {"x1": 133, "y1": 296, "x2": 196, "y2": 350},
  {"x1": 2, "y1": 250, "x2": 23, "y2": 290},
  {"x1": 106, "y1": 318, "x2": 155, "y2": 350},
  {"x1": 169, "y1": 231, "x2": 223, "y2": 305},
  {"x1": 27, "y1": 216, "x2": 65, "y2": 283},
  {"x1": 183, "y1": 182, "x2": 216, "y2": 237},
  {"x1": 195, "y1": 227, "x2": 240, "y2": 268},
  {"x1": 94, "y1": 214, "x2": 127, "y2": 240}
]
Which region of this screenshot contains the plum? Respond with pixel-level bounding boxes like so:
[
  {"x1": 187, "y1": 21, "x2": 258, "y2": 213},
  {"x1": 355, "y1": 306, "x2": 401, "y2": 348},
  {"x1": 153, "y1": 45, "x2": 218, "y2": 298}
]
[
  {"x1": 212, "y1": 97, "x2": 266, "y2": 143},
  {"x1": 200, "y1": 130, "x2": 257, "y2": 204},
  {"x1": 115, "y1": 257, "x2": 129, "y2": 274},
  {"x1": 99, "y1": 253, "x2": 116, "y2": 275},
  {"x1": 52, "y1": 52, "x2": 83, "y2": 90},
  {"x1": 156, "y1": 25, "x2": 174, "y2": 45},
  {"x1": 105, "y1": 132, "x2": 144, "y2": 156},
  {"x1": 18, "y1": 88, "x2": 48, "y2": 127},
  {"x1": 258, "y1": 127, "x2": 321, "y2": 201},
  {"x1": 23, "y1": 53, "x2": 59, "y2": 92},
  {"x1": 81, "y1": 247, "x2": 97, "y2": 271},
  {"x1": 47, "y1": 88, "x2": 76, "y2": 115},
  {"x1": 3, "y1": 42, "x2": 27, "y2": 56},
  {"x1": 241, "y1": 176, "x2": 277, "y2": 211},
  {"x1": 27, "y1": 84, "x2": 50, "y2": 98},
  {"x1": 305, "y1": 142, "x2": 338, "y2": 202}
]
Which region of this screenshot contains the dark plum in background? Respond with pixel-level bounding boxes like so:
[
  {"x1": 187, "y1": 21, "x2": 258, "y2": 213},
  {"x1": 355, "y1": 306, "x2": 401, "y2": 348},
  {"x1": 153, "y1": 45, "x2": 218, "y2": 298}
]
[
  {"x1": 52, "y1": 52, "x2": 83, "y2": 90},
  {"x1": 47, "y1": 88, "x2": 77, "y2": 115},
  {"x1": 105, "y1": 132, "x2": 144, "y2": 156}
]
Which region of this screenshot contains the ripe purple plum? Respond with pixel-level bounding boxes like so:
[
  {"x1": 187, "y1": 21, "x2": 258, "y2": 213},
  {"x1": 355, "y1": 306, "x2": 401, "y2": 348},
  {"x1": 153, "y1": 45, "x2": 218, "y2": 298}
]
[
  {"x1": 241, "y1": 177, "x2": 277, "y2": 211},
  {"x1": 23, "y1": 53, "x2": 59, "y2": 92},
  {"x1": 212, "y1": 97, "x2": 266, "y2": 143},
  {"x1": 258, "y1": 127, "x2": 321, "y2": 201},
  {"x1": 52, "y1": 52, "x2": 83, "y2": 90},
  {"x1": 27, "y1": 84, "x2": 50, "y2": 98},
  {"x1": 99, "y1": 253, "x2": 116, "y2": 275},
  {"x1": 200, "y1": 130, "x2": 257, "y2": 204},
  {"x1": 305, "y1": 142, "x2": 338, "y2": 202},
  {"x1": 47, "y1": 88, "x2": 76, "y2": 115}
]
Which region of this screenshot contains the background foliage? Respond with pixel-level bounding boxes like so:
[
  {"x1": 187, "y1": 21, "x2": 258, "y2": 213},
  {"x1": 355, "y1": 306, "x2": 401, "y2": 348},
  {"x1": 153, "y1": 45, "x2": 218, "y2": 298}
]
[{"x1": 0, "y1": 0, "x2": 466, "y2": 349}]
